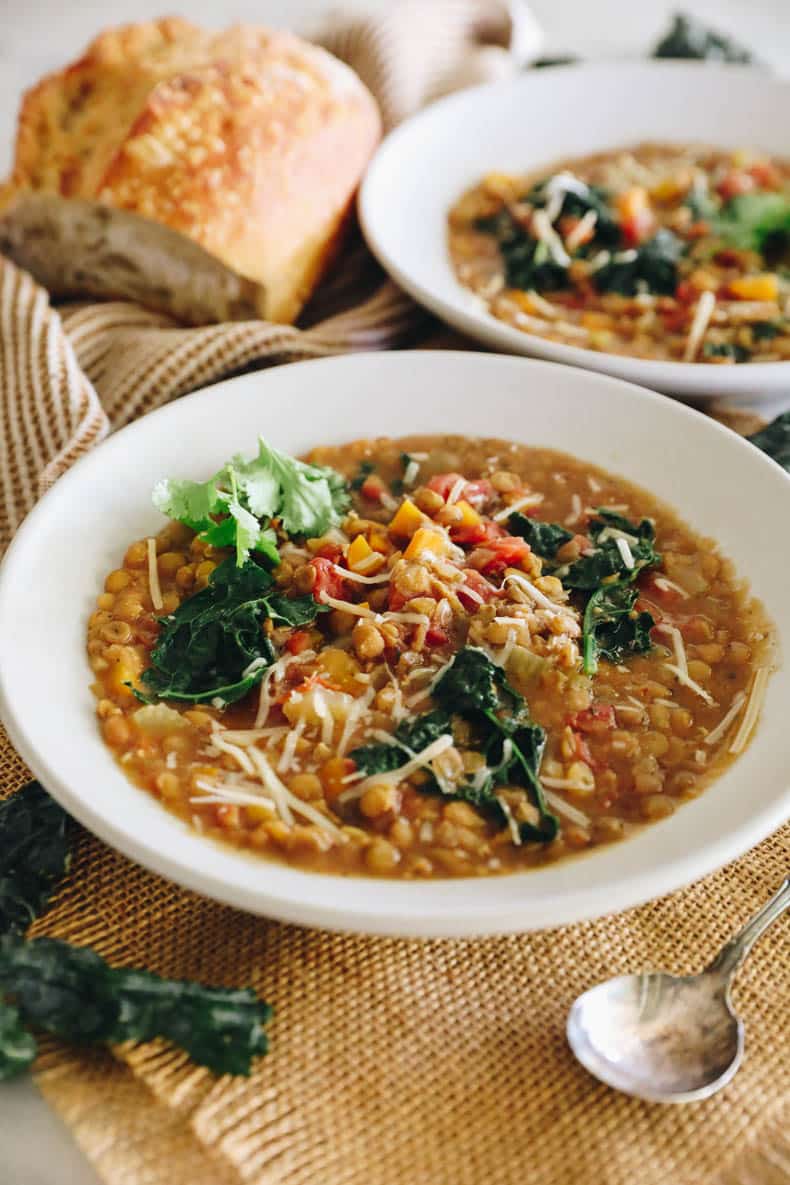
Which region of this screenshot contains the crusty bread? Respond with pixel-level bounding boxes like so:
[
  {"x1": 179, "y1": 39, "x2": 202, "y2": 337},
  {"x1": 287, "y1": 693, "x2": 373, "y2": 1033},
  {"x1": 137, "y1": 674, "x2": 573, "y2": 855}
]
[{"x1": 0, "y1": 18, "x2": 381, "y2": 324}]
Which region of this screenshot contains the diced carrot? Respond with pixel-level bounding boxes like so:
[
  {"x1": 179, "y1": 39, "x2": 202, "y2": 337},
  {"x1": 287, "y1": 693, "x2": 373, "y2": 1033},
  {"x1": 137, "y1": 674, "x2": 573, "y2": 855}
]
[
  {"x1": 347, "y1": 535, "x2": 373, "y2": 570},
  {"x1": 404, "y1": 527, "x2": 453, "y2": 561},
  {"x1": 285, "y1": 629, "x2": 312, "y2": 656},
  {"x1": 388, "y1": 498, "x2": 425, "y2": 538},
  {"x1": 717, "y1": 170, "x2": 755, "y2": 200},
  {"x1": 728, "y1": 274, "x2": 779, "y2": 302}
]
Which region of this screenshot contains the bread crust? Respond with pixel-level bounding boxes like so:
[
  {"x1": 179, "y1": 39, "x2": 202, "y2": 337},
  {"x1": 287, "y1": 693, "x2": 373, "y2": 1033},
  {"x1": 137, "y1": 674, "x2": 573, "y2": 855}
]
[{"x1": 1, "y1": 19, "x2": 381, "y2": 324}]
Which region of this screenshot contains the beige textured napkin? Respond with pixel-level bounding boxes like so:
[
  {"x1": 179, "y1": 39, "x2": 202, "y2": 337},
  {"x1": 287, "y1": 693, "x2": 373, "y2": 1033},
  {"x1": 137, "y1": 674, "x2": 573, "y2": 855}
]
[{"x1": 1, "y1": 4, "x2": 788, "y2": 1184}]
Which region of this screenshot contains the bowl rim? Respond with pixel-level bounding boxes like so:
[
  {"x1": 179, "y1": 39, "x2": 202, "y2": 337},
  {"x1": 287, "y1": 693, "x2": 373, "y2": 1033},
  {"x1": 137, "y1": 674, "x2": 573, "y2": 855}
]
[
  {"x1": 359, "y1": 60, "x2": 790, "y2": 396},
  {"x1": 0, "y1": 350, "x2": 788, "y2": 938}
]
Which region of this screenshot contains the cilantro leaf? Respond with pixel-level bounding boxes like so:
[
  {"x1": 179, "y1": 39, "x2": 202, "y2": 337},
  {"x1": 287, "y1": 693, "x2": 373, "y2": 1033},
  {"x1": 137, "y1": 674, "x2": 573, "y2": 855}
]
[
  {"x1": 139, "y1": 558, "x2": 324, "y2": 705},
  {"x1": 152, "y1": 437, "x2": 349, "y2": 566},
  {"x1": 508, "y1": 513, "x2": 573, "y2": 558},
  {"x1": 710, "y1": 192, "x2": 790, "y2": 257},
  {"x1": 582, "y1": 583, "x2": 654, "y2": 676}
]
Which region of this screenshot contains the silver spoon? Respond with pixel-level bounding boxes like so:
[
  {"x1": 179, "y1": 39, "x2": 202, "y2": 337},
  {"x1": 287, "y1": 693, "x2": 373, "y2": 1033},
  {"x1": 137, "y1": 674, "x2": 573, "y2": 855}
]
[{"x1": 567, "y1": 876, "x2": 790, "y2": 1103}]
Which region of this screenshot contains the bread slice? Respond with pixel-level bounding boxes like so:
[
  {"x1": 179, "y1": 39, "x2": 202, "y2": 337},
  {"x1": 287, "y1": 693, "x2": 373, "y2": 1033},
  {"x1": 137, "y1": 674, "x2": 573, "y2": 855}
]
[{"x1": 0, "y1": 18, "x2": 381, "y2": 324}]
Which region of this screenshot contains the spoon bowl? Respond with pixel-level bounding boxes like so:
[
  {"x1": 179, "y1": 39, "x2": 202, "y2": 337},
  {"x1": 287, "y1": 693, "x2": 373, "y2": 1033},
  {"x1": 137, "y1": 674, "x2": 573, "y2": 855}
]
[
  {"x1": 568, "y1": 970, "x2": 743, "y2": 1103},
  {"x1": 567, "y1": 878, "x2": 789, "y2": 1103}
]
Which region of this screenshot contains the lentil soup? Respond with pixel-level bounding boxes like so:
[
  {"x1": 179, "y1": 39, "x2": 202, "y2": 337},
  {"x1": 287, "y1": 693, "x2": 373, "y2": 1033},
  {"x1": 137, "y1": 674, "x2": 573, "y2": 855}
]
[
  {"x1": 448, "y1": 142, "x2": 790, "y2": 363},
  {"x1": 89, "y1": 435, "x2": 773, "y2": 878}
]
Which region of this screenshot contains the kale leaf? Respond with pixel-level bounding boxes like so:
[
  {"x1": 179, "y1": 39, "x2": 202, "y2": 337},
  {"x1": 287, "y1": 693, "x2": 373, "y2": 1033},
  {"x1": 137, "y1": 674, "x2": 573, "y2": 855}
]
[
  {"x1": 525, "y1": 175, "x2": 620, "y2": 247},
  {"x1": 653, "y1": 13, "x2": 753, "y2": 63},
  {"x1": 752, "y1": 321, "x2": 780, "y2": 341},
  {"x1": 0, "y1": 935, "x2": 272, "y2": 1078},
  {"x1": 0, "y1": 782, "x2": 73, "y2": 937},
  {"x1": 562, "y1": 509, "x2": 660, "y2": 590},
  {"x1": 476, "y1": 209, "x2": 570, "y2": 291},
  {"x1": 433, "y1": 649, "x2": 557, "y2": 841},
  {"x1": 748, "y1": 411, "x2": 790, "y2": 473},
  {"x1": 140, "y1": 557, "x2": 324, "y2": 705},
  {"x1": 153, "y1": 436, "x2": 349, "y2": 566},
  {"x1": 593, "y1": 230, "x2": 684, "y2": 296},
  {"x1": 508, "y1": 512, "x2": 572, "y2": 558},
  {"x1": 582, "y1": 583, "x2": 654, "y2": 676},
  {"x1": 0, "y1": 1002, "x2": 36, "y2": 1081},
  {"x1": 350, "y1": 710, "x2": 452, "y2": 777},
  {"x1": 702, "y1": 342, "x2": 750, "y2": 363}
]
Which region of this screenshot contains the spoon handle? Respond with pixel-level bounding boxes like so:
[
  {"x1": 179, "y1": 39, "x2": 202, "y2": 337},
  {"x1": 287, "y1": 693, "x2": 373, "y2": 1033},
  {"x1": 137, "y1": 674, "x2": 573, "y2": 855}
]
[{"x1": 706, "y1": 876, "x2": 790, "y2": 982}]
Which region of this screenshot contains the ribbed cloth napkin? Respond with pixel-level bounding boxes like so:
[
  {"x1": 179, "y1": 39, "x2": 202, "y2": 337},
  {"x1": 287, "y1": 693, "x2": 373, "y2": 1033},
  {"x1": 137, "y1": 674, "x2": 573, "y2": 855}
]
[{"x1": 0, "y1": 4, "x2": 788, "y2": 1185}]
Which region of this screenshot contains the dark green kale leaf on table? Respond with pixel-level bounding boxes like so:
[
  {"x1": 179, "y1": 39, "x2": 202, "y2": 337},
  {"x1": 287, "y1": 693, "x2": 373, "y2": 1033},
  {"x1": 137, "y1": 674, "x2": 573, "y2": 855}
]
[{"x1": 0, "y1": 782, "x2": 273, "y2": 1081}]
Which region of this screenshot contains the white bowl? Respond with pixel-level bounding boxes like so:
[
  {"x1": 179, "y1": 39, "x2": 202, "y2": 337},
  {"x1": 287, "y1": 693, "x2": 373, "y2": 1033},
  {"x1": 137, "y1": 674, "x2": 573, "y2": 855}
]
[
  {"x1": 0, "y1": 352, "x2": 787, "y2": 937},
  {"x1": 360, "y1": 62, "x2": 790, "y2": 401}
]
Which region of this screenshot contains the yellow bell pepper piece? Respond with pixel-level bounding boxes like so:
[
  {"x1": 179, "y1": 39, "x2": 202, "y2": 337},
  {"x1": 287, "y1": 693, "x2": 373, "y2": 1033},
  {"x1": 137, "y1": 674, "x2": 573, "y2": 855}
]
[
  {"x1": 388, "y1": 498, "x2": 425, "y2": 538},
  {"x1": 369, "y1": 529, "x2": 390, "y2": 554},
  {"x1": 454, "y1": 499, "x2": 482, "y2": 528},
  {"x1": 404, "y1": 527, "x2": 452, "y2": 561},
  {"x1": 347, "y1": 535, "x2": 373, "y2": 570},
  {"x1": 729, "y1": 274, "x2": 779, "y2": 302}
]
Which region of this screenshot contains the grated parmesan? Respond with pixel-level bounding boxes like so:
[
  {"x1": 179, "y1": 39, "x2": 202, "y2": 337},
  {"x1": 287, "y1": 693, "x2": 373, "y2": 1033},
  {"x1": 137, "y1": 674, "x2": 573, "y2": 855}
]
[
  {"x1": 492, "y1": 492, "x2": 544, "y2": 522},
  {"x1": 146, "y1": 537, "x2": 163, "y2": 611},
  {"x1": 729, "y1": 669, "x2": 769, "y2": 754},
  {"x1": 683, "y1": 290, "x2": 716, "y2": 362},
  {"x1": 703, "y1": 690, "x2": 747, "y2": 748}
]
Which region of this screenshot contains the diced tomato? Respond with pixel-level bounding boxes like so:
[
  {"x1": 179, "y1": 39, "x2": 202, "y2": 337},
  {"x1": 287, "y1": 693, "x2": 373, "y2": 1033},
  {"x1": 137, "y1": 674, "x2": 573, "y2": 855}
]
[
  {"x1": 360, "y1": 474, "x2": 389, "y2": 503},
  {"x1": 462, "y1": 478, "x2": 494, "y2": 507},
  {"x1": 285, "y1": 629, "x2": 312, "y2": 655},
  {"x1": 748, "y1": 160, "x2": 781, "y2": 189},
  {"x1": 450, "y1": 517, "x2": 506, "y2": 547},
  {"x1": 468, "y1": 535, "x2": 532, "y2": 575},
  {"x1": 570, "y1": 704, "x2": 616, "y2": 734},
  {"x1": 427, "y1": 472, "x2": 464, "y2": 500},
  {"x1": 559, "y1": 214, "x2": 595, "y2": 248},
  {"x1": 387, "y1": 586, "x2": 409, "y2": 612},
  {"x1": 457, "y1": 569, "x2": 498, "y2": 609},
  {"x1": 621, "y1": 208, "x2": 656, "y2": 246},
  {"x1": 686, "y1": 220, "x2": 710, "y2": 240},
  {"x1": 315, "y1": 541, "x2": 344, "y2": 562},
  {"x1": 717, "y1": 170, "x2": 755, "y2": 201},
  {"x1": 424, "y1": 625, "x2": 450, "y2": 648},
  {"x1": 674, "y1": 281, "x2": 697, "y2": 305},
  {"x1": 427, "y1": 472, "x2": 493, "y2": 507},
  {"x1": 309, "y1": 556, "x2": 346, "y2": 603},
  {"x1": 573, "y1": 732, "x2": 595, "y2": 766}
]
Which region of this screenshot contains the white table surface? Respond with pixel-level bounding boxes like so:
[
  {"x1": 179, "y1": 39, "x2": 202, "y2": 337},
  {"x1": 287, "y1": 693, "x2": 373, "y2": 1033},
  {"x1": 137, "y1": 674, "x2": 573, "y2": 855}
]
[{"x1": 1, "y1": 3, "x2": 788, "y2": 1183}]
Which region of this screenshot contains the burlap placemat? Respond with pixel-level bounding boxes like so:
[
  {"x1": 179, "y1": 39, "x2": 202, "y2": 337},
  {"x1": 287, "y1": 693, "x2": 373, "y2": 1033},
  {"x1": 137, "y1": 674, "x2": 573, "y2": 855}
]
[{"x1": 1, "y1": 4, "x2": 788, "y2": 1183}]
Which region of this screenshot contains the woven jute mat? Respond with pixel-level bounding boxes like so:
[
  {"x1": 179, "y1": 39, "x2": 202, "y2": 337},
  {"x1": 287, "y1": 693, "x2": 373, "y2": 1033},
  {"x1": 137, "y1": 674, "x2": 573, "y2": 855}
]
[{"x1": 1, "y1": 4, "x2": 788, "y2": 1183}]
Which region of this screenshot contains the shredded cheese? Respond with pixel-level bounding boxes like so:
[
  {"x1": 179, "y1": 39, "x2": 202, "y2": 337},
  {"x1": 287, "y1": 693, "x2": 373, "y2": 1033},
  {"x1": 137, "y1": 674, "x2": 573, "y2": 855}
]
[
  {"x1": 209, "y1": 731, "x2": 257, "y2": 776},
  {"x1": 492, "y1": 492, "x2": 544, "y2": 522},
  {"x1": 663, "y1": 663, "x2": 715, "y2": 705},
  {"x1": 446, "y1": 477, "x2": 467, "y2": 505},
  {"x1": 653, "y1": 575, "x2": 690, "y2": 599},
  {"x1": 615, "y1": 536, "x2": 635, "y2": 570},
  {"x1": 703, "y1": 690, "x2": 747, "y2": 748},
  {"x1": 503, "y1": 572, "x2": 574, "y2": 618},
  {"x1": 655, "y1": 623, "x2": 688, "y2": 676},
  {"x1": 542, "y1": 790, "x2": 590, "y2": 828},
  {"x1": 320, "y1": 594, "x2": 375, "y2": 617},
  {"x1": 683, "y1": 290, "x2": 716, "y2": 362},
  {"x1": 336, "y1": 686, "x2": 376, "y2": 756},
  {"x1": 146, "y1": 537, "x2": 163, "y2": 611},
  {"x1": 531, "y1": 209, "x2": 571, "y2": 267},
  {"x1": 343, "y1": 734, "x2": 455, "y2": 800},
  {"x1": 403, "y1": 459, "x2": 420, "y2": 486},
  {"x1": 495, "y1": 794, "x2": 522, "y2": 846},
  {"x1": 729, "y1": 669, "x2": 769, "y2": 754},
  {"x1": 565, "y1": 208, "x2": 598, "y2": 252},
  {"x1": 564, "y1": 493, "x2": 583, "y2": 526},
  {"x1": 331, "y1": 564, "x2": 390, "y2": 585}
]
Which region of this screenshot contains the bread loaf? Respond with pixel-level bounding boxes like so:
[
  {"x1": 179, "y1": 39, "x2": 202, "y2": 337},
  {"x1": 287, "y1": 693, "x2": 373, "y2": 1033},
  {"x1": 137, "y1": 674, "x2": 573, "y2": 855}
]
[{"x1": 0, "y1": 18, "x2": 381, "y2": 324}]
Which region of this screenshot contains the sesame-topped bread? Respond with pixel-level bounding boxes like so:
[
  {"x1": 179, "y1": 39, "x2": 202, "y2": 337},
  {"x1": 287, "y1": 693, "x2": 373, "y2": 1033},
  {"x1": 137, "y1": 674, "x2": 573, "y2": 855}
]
[{"x1": 0, "y1": 18, "x2": 381, "y2": 324}]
